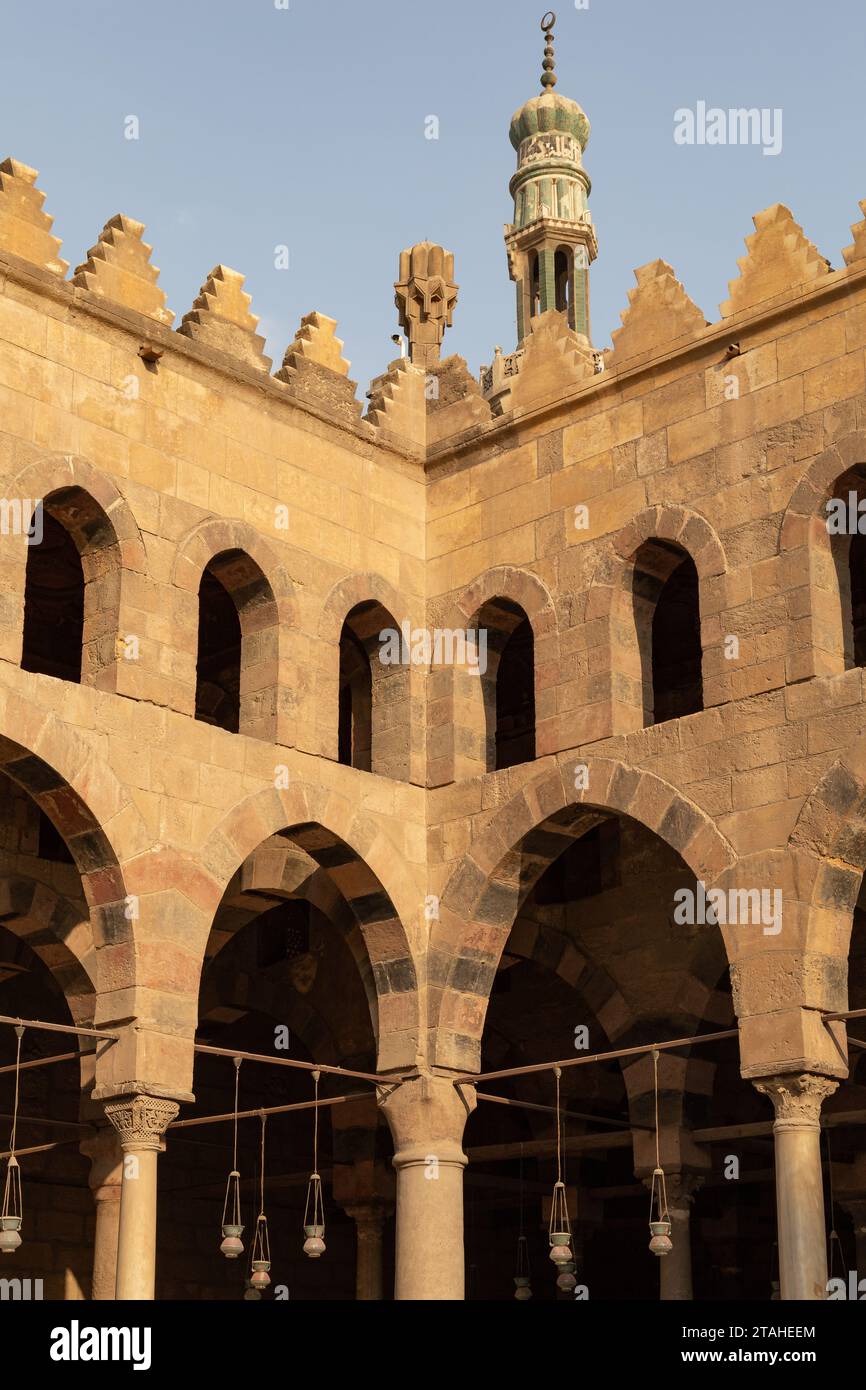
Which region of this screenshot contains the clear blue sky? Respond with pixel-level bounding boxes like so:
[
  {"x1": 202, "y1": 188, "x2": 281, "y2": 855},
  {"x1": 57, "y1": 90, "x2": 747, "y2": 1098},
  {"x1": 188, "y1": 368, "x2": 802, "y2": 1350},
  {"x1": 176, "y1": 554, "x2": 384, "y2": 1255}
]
[{"x1": 1, "y1": 0, "x2": 862, "y2": 393}]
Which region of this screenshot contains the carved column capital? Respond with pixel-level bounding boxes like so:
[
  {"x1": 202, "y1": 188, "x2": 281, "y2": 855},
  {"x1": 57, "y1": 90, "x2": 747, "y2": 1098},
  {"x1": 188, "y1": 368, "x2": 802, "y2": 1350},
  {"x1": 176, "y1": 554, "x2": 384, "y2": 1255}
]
[
  {"x1": 661, "y1": 1171, "x2": 704, "y2": 1213},
  {"x1": 103, "y1": 1095, "x2": 179, "y2": 1153},
  {"x1": 640, "y1": 1170, "x2": 703, "y2": 1210},
  {"x1": 377, "y1": 1074, "x2": 476, "y2": 1171},
  {"x1": 753, "y1": 1073, "x2": 838, "y2": 1130},
  {"x1": 343, "y1": 1200, "x2": 394, "y2": 1232}
]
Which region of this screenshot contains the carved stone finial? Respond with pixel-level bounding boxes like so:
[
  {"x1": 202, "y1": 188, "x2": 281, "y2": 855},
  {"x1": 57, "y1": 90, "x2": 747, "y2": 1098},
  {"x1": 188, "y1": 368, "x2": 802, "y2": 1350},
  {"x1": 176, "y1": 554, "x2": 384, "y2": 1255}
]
[
  {"x1": 540, "y1": 12, "x2": 557, "y2": 91},
  {"x1": 394, "y1": 243, "x2": 458, "y2": 369}
]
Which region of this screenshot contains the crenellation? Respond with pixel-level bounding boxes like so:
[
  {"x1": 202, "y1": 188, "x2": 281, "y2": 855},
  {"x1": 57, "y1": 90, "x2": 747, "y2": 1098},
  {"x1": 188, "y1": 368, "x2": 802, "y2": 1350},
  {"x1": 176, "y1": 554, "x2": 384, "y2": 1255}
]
[
  {"x1": 843, "y1": 199, "x2": 866, "y2": 267},
  {"x1": 71, "y1": 214, "x2": 174, "y2": 327},
  {"x1": 178, "y1": 265, "x2": 271, "y2": 373},
  {"x1": 721, "y1": 204, "x2": 832, "y2": 320},
  {"x1": 0, "y1": 158, "x2": 68, "y2": 277},
  {"x1": 610, "y1": 260, "x2": 708, "y2": 368}
]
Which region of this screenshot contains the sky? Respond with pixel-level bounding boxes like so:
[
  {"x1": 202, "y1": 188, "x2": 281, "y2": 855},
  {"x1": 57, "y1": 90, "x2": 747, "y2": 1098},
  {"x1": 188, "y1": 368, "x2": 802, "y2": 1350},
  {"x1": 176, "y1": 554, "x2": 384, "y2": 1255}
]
[{"x1": 1, "y1": 0, "x2": 863, "y2": 394}]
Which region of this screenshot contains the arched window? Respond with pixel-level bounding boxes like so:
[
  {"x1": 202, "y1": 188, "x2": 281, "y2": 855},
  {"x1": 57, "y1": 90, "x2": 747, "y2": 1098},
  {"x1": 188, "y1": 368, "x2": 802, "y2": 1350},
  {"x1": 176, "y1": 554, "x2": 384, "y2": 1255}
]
[
  {"x1": 849, "y1": 529, "x2": 866, "y2": 667},
  {"x1": 195, "y1": 550, "x2": 278, "y2": 739},
  {"x1": 554, "y1": 247, "x2": 572, "y2": 322},
  {"x1": 338, "y1": 601, "x2": 410, "y2": 780},
  {"x1": 632, "y1": 540, "x2": 703, "y2": 725},
  {"x1": 338, "y1": 622, "x2": 372, "y2": 771},
  {"x1": 496, "y1": 614, "x2": 536, "y2": 768},
  {"x1": 473, "y1": 598, "x2": 536, "y2": 771},
  {"x1": 530, "y1": 252, "x2": 540, "y2": 320},
  {"x1": 826, "y1": 466, "x2": 866, "y2": 669},
  {"x1": 22, "y1": 510, "x2": 83, "y2": 682},
  {"x1": 196, "y1": 560, "x2": 242, "y2": 732},
  {"x1": 21, "y1": 488, "x2": 120, "y2": 686}
]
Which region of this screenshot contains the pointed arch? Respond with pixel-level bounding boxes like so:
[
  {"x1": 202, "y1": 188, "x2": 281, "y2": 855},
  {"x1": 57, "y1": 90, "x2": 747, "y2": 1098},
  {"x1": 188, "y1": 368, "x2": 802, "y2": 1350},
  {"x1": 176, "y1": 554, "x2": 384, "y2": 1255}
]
[
  {"x1": 440, "y1": 565, "x2": 560, "y2": 780},
  {"x1": 195, "y1": 780, "x2": 420, "y2": 1070},
  {"x1": 780, "y1": 429, "x2": 866, "y2": 679},
  {"x1": 430, "y1": 753, "x2": 736, "y2": 1069},
  {"x1": 171, "y1": 516, "x2": 296, "y2": 742},
  {"x1": 585, "y1": 504, "x2": 727, "y2": 732},
  {"x1": 3, "y1": 451, "x2": 146, "y2": 690},
  {"x1": 319, "y1": 573, "x2": 418, "y2": 779}
]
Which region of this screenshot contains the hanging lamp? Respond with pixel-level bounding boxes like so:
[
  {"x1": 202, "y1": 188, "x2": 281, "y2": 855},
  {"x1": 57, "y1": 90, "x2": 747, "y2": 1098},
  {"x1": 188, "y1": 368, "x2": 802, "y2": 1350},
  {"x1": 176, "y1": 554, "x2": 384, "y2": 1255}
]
[
  {"x1": 648, "y1": 1049, "x2": 672, "y2": 1257},
  {"x1": 0, "y1": 1025, "x2": 24, "y2": 1255},
  {"x1": 302, "y1": 1069, "x2": 326, "y2": 1258},
  {"x1": 250, "y1": 1112, "x2": 272, "y2": 1290},
  {"x1": 220, "y1": 1056, "x2": 244, "y2": 1259},
  {"x1": 547, "y1": 1067, "x2": 573, "y2": 1268},
  {"x1": 513, "y1": 1146, "x2": 532, "y2": 1300}
]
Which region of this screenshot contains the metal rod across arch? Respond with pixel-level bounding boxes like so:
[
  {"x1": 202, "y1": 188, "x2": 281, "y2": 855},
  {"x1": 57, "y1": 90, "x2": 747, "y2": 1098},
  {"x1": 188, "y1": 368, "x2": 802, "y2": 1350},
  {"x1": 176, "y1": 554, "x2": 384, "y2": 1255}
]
[
  {"x1": 169, "y1": 1091, "x2": 371, "y2": 1130},
  {"x1": 0, "y1": 1049, "x2": 96, "y2": 1077},
  {"x1": 453, "y1": 1026, "x2": 740, "y2": 1085},
  {"x1": 0, "y1": 1014, "x2": 119, "y2": 1042},
  {"x1": 192, "y1": 1041, "x2": 409, "y2": 1084}
]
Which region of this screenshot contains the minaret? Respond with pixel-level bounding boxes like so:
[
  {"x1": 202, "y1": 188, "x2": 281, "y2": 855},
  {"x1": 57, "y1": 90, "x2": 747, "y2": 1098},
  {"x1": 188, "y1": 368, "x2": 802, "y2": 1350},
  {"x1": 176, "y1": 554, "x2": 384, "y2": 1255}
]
[{"x1": 505, "y1": 12, "x2": 597, "y2": 344}]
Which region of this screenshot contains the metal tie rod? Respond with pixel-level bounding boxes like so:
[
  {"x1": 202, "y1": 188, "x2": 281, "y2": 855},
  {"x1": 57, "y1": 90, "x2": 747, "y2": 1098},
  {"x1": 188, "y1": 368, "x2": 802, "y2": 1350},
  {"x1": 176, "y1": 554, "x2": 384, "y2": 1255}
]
[
  {"x1": 0, "y1": 1014, "x2": 119, "y2": 1042},
  {"x1": 192, "y1": 1041, "x2": 409, "y2": 1085},
  {"x1": 454, "y1": 1027, "x2": 740, "y2": 1085}
]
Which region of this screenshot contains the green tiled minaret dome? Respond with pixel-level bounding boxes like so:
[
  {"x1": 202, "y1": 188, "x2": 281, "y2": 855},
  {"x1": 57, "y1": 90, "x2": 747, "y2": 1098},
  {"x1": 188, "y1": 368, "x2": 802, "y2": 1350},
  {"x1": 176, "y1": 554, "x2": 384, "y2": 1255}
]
[{"x1": 509, "y1": 92, "x2": 590, "y2": 152}]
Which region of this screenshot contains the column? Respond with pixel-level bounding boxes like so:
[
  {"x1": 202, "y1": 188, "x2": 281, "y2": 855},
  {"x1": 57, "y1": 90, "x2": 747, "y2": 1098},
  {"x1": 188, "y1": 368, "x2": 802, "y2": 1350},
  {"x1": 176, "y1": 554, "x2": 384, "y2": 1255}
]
[
  {"x1": 538, "y1": 247, "x2": 557, "y2": 315},
  {"x1": 754, "y1": 1073, "x2": 838, "y2": 1301},
  {"x1": 379, "y1": 1075, "x2": 476, "y2": 1301},
  {"x1": 343, "y1": 1202, "x2": 391, "y2": 1301},
  {"x1": 660, "y1": 1174, "x2": 701, "y2": 1301},
  {"x1": 80, "y1": 1126, "x2": 124, "y2": 1300},
  {"x1": 103, "y1": 1094, "x2": 179, "y2": 1301},
  {"x1": 837, "y1": 1198, "x2": 866, "y2": 1282}
]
